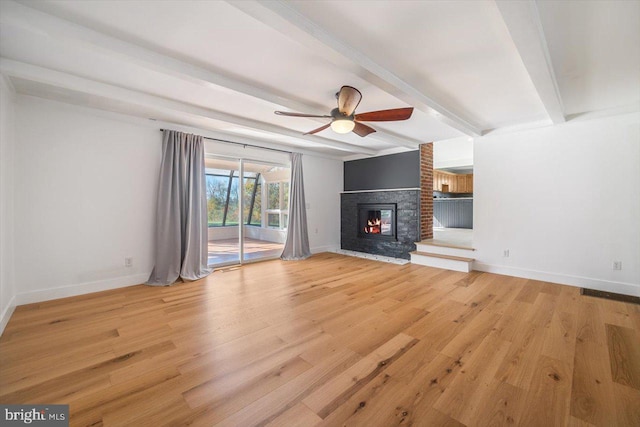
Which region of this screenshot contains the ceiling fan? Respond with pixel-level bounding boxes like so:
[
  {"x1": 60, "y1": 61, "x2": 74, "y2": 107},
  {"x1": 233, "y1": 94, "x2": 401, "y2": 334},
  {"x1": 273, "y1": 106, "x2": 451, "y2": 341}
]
[{"x1": 274, "y1": 85, "x2": 413, "y2": 137}]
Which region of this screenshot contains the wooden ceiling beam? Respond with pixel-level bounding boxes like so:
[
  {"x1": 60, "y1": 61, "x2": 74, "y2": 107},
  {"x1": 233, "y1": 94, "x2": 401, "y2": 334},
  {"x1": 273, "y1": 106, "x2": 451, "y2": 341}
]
[
  {"x1": 0, "y1": 59, "x2": 378, "y2": 155},
  {"x1": 230, "y1": 0, "x2": 482, "y2": 137},
  {"x1": 496, "y1": 0, "x2": 565, "y2": 124},
  {"x1": 0, "y1": 1, "x2": 380, "y2": 155}
]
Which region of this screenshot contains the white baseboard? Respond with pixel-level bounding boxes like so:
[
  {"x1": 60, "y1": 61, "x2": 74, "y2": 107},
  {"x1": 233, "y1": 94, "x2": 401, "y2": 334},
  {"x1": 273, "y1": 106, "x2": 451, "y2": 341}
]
[
  {"x1": 311, "y1": 245, "x2": 339, "y2": 254},
  {"x1": 0, "y1": 294, "x2": 16, "y2": 337},
  {"x1": 473, "y1": 262, "x2": 640, "y2": 297},
  {"x1": 14, "y1": 273, "x2": 150, "y2": 306}
]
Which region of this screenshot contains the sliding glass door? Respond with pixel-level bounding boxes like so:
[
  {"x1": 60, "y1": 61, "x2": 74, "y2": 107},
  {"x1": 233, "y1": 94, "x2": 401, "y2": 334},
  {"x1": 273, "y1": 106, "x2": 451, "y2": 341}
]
[
  {"x1": 205, "y1": 156, "x2": 289, "y2": 267},
  {"x1": 242, "y1": 160, "x2": 288, "y2": 263},
  {"x1": 205, "y1": 157, "x2": 241, "y2": 267}
]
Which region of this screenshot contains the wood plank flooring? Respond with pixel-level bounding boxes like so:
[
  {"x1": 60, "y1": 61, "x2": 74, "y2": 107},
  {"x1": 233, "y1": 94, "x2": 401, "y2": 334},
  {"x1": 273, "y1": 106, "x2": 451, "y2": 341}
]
[
  {"x1": 1, "y1": 253, "x2": 639, "y2": 426},
  {"x1": 208, "y1": 237, "x2": 283, "y2": 265}
]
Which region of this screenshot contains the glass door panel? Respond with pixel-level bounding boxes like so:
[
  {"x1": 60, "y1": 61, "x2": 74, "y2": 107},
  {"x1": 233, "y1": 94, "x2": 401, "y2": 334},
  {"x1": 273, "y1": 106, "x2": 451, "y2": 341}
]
[
  {"x1": 205, "y1": 157, "x2": 241, "y2": 267},
  {"x1": 205, "y1": 156, "x2": 289, "y2": 266},
  {"x1": 242, "y1": 160, "x2": 289, "y2": 263}
]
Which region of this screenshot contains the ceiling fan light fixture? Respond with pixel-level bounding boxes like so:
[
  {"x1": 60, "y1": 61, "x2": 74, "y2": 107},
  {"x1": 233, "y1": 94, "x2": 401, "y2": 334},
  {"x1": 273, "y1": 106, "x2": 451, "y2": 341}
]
[
  {"x1": 330, "y1": 119, "x2": 355, "y2": 134},
  {"x1": 275, "y1": 86, "x2": 414, "y2": 137}
]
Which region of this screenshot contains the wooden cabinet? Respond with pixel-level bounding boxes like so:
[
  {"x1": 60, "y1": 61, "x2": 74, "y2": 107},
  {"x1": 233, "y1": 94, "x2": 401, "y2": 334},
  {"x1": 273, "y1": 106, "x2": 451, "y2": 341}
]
[
  {"x1": 433, "y1": 170, "x2": 473, "y2": 193},
  {"x1": 433, "y1": 170, "x2": 450, "y2": 191},
  {"x1": 457, "y1": 175, "x2": 466, "y2": 193}
]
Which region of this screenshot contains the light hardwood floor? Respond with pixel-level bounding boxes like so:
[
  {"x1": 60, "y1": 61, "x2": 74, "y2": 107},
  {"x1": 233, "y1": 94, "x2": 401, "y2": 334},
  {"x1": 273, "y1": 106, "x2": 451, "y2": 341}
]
[
  {"x1": 1, "y1": 253, "x2": 639, "y2": 426},
  {"x1": 208, "y1": 237, "x2": 284, "y2": 265}
]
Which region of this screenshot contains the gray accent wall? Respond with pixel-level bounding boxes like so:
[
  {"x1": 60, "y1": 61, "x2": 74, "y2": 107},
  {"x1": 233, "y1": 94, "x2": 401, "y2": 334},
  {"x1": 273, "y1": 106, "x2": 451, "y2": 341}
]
[
  {"x1": 344, "y1": 151, "x2": 419, "y2": 191},
  {"x1": 433, "y1": 198, "x2": 473, "y2": 229}
]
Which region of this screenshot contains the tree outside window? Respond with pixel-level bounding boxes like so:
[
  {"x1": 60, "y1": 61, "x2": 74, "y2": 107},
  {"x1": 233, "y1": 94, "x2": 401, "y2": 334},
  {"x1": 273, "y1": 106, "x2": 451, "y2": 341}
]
[
  {"x1": 244, "y1": 177, "x2": 261, "y2": 226},
  {"x1": 206, "y1": 170, "x2": 261, "y2": 227},
  {"x1": 268, "y1": 182, "x2": 280, "y2": 210},
  {"x1": 206, "y1": 167, "x2": 286, "y2": 230},
  {"x1": 206, "y1": 175, "x2": 228, "y2": 226}
]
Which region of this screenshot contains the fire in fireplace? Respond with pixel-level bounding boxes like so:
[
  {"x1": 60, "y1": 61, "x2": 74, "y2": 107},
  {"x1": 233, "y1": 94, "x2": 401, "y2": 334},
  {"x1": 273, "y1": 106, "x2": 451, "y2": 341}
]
[
  {"x1": 358, "y1": 203, "x2": 396, "y2": 239},
  {"x1": 363, "y1": 211, "x2": 387, "y2": 234}
]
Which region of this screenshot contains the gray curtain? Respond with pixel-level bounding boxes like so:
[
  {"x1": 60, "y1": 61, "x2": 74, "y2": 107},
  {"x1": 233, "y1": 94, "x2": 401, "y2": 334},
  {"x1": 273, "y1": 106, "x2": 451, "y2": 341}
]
[
  {"x1": 147, "y1": 130, "x2": 213, "y2": 285},
  {"x1": 281, "y1": 152, "x2": 311, "y2": 260}
]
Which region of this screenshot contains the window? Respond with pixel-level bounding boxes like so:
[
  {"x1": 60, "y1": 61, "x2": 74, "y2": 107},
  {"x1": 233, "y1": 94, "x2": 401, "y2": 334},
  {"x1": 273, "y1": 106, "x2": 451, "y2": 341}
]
[
  {"x1": 205, "y1": 163, "x2": 287, "y2": 230},
  {"x1": 206, "y1": 174, "x2": 230, "y2": 227},
  {"x1": 283, "y1": 182, "x2": 289, "y2": 210},
  {"x1": 267, "y1": 213, "x2": 280, "y2": 228},
  {"x1": 244, "y1": 174, "x2": 261, "y2": 226},
  {"x1": 226, "y1": 176, "x2": 239, "y2": 226},
  {"x1": 265, "y1": 180, "x2": 289, "y2": 230},
  {"x1": 267, "y1": 182, "x2": 280, "y2": 210},
  {"x1": 206, "y1": 169, "x2": 262, "y2": 227}
]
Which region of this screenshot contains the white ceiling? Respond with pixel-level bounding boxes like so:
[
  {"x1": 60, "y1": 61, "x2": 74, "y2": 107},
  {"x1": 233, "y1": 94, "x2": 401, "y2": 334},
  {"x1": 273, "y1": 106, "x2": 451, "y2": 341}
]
[{"x1": 1, "y1": 0, "x2": 638, "y2": 159}]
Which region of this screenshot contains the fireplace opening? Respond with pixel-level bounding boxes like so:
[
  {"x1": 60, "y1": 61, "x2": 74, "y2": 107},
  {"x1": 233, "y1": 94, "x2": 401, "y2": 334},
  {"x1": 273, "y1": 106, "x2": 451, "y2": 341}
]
[
  {"x1": 362, "y1": 210, "x2": 388, "y2": 235},
  {"x1": 358, "y1": 203, "x2": 396, "y2": 240}
]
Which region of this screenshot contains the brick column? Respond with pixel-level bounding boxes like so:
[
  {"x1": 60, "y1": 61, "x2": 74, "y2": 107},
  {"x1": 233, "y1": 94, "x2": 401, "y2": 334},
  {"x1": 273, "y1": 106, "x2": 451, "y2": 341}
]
[{"x1": 419, "y1": 143, "x2": 433, "y2": 241}]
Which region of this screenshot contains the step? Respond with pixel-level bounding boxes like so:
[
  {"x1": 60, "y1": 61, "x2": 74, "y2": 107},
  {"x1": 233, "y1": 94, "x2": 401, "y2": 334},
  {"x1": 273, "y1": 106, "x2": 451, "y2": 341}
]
[
  {"x1": 415, "y1": 240, "x2": 475, "y2": 259},
  {"x1": 410, "y1": 251, "x2": 474, "y2": 273},
  {"x1": 417, "y1": 239, "x2": 475, "y2": 251}
]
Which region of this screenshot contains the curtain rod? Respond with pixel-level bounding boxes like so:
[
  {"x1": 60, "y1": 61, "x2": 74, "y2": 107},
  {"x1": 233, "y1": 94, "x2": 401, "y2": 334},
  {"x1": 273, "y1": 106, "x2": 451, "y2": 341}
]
[{"x1": 160, "y1": 129, "x2": 292, "y2": 155}]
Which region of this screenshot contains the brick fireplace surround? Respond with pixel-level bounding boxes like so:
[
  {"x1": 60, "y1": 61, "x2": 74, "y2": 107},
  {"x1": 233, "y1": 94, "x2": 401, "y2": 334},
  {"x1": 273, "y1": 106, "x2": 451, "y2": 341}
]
[{"x1": 420, "y1": 143, "x2": 434, "y2": 241}]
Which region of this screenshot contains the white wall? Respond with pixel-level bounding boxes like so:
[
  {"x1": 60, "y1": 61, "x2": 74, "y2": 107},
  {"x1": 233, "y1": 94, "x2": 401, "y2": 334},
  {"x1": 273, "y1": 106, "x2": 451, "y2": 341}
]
[
  {"x1": 434, "y1": 136, "x2": 474, "y2": 169},
  {"x1": 7, "y1": 96, "x2": 342, "y2": 311},
  {"x1": 303, "y1": 155, "x2": 342, "y2": 253},
  {"x1": 13, "y1": 96, "x2": 161, "y2": 304},
  {"x1": 208, "y1": 226, "x2": 240, "y2": 241},
  {"x1": 244, "y1": 226, "x2": 286, "y2": 244},
  {"x1": 474, "y1": 112, "x2": 640, "y2": 295},
  {"x1": 0, "y1": 75, "x2": 17, "y2": 334}
]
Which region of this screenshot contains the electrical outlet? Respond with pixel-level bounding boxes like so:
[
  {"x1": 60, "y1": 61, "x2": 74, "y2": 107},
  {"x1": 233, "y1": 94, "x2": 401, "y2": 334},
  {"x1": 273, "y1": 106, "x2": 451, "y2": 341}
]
[
  {"x1": 613, "y1": 261, "x2": 622, "y2": 270},
  {"x1": 503, "y1": 249, "x2": 510, "y2": 258},
  {"x1": 125, "y1": 257, "x2": 133, "y2": 267}
]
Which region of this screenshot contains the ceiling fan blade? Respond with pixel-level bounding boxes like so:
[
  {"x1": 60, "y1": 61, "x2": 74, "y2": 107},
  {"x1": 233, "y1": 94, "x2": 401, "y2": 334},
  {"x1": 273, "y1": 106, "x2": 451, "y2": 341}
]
[
  {"x1": 337, "y1": 85, "x2": 362, "y2": 116},
  {"x1": 355, "y1": 107, "x2": 414, "y2": 122},
  {"x1": 352, "y1": 121, "x2": 376, "y2": 137},
  {"x1": 275, "y1": 111, "x2": 331, "y2": 118},
  {"x1": 303, "y1": 123, "x2": 331, "y2": 135}
]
